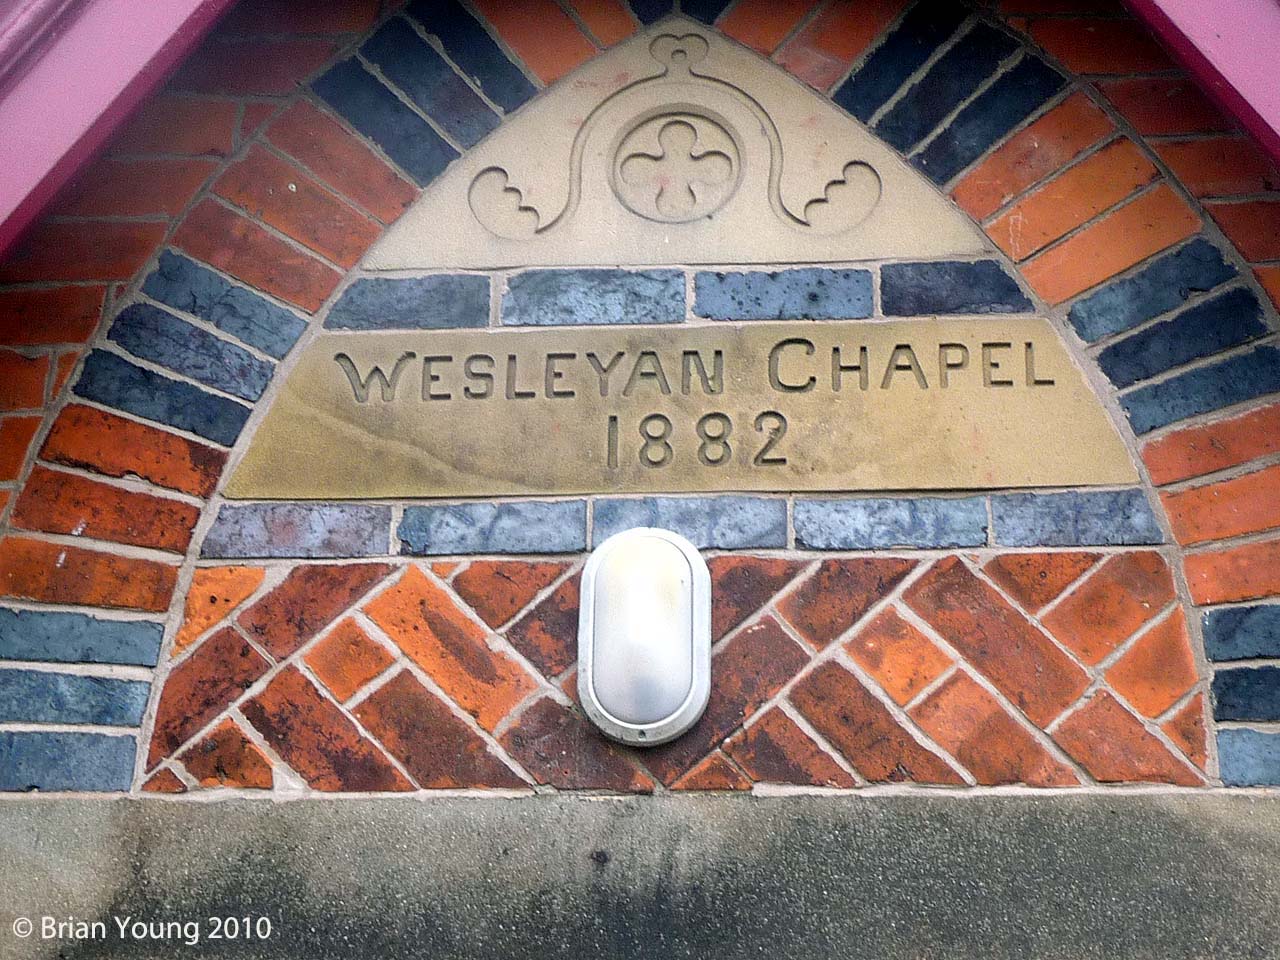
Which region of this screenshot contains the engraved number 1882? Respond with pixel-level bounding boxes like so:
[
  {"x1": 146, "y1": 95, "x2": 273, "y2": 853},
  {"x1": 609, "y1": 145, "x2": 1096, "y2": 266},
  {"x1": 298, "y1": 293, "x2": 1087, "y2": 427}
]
[{"x1": 605, "y1": 411, "x2": 788, "y2": 470}]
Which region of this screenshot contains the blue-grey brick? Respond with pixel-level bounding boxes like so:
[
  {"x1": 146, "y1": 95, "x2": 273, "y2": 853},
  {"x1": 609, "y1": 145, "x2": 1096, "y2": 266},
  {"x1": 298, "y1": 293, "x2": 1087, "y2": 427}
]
[
  {"x1": 1204, "y1": 605, "x2": 1280, "y2": 662},
  {"x1": 313, "y1": 58, "x2": 458, "y2": 186},
  {"x1": 142, "y1": 250, "x2": 306, "y2": 359},
  {"x1": 0, "y1": 669, "x2": 149, "y2": 726},
  {"x1": 1219, "y1": 728, "x2": 1280, "y2": 786},
  {"x1": 694, "y1": 269, "x2": 872, "y2": 320},
  {"x1": 593, "y1": 497, "x2": 787, "y2": 549},
  {"x1": 882, "y1": 260, "x2": 1031, "y2": 315},
  {"x1": 73, "y1": 350, "x2": 249, "y2": 446},
  {"x1": 108, "y1": 302, "x2": 273, "y2": 402},
  {"x1": 202, "y1": 503, "x2": 391, "y2": 559},
  {"x1": 326, "y1": 276, "x2": 489, "y2": 330},
  {"x1": 0, "y1": 608, "x2": 162, "y2": 667},
  {"x1": 503, "y1": 270, "x2": 685, "y2": 326},
  {"x1": 399, "y1": 501, "x2": 586, "y2": 555},
  {"x1": 795, "y1": 497, "x2": 988, "y2": 549},
  {"x1": 914, "y1": 55, "x2": 1066, "y2": 185},
  {"x1": 1067, "y1": 238, "x2": 1236, "y2": 343},
  {"x1": 0, "y1": 731, "x2": 135, "y2": 792},
  {"x1": 875, "y1": 23, "x2": 1019, "y2": 152},
  {"x1": 628, "y1": 0, "x2": 674, "y2": 23},
  {"x1": 363, "y1": 18, "x2": 500, "y2": 149},
  {"x1": 991, "y1": 490, "x2": 1162, "y2": 547},
  {"x1": 406, "y1": 0, "x2": 537, "y2": 112},
  {"x1": 682, "y1": 0, "x2": 733, "y2": 23},
  {"x1": 1122, "y1": 346, "x2": 1280, "y2": 434},
  {"x1": 1213, "y1": 666, "x2": 1280, "y2": 722},
  {"x1": 833, "y1": 1, "x2": 968, "y2": 123},
  {"x1": 1097, "y1": 288, "x2": 1267, "y2": 388}
]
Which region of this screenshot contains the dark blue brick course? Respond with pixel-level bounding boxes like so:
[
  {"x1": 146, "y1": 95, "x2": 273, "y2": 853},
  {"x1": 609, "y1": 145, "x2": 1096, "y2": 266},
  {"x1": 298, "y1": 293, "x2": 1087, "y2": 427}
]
[
  {"x1": 1218, "y1": 728, "x2": 1280, "y2": 786},
  {"x1": 203, "y1": 503, "x2": 392, "y2": 559},
  {"x1": 881, "y1": 260, "x2": 1031, "y2": 315},
  {"x1": 795, "y1": 497, "x2": 988, "y2": 549},
  {"x1": 143, "y1": 250, "x2": 306, "y2": 359},
  {"x1": 594, "y1": 497, "x2": 787, "y2": 549},
  {"x1": 313, "y1": 58, "x2": 459, "y2": 186},
  {"x1": 0, "y1": 608, "x2": 162, "y2": 667},
  {"x1": 1204, "y1": 605, "x2": 1280, "y2": 662},
  {"x1": 875, "y1": 23, "x2": 1018, "y2": 152},
  {"x1": 327, "y1": 276, "x2": 490, "y2": 330},
  {"x1": 0, "y1": 731, "x2": 135, "y2": 792},
  {"x1": 991, "y1": 490, "x2": 1162, "y2": 546},
  {"x1": 399, "y1": 501, "x2": 587, "y2": 555},
  {"x1": 694, "y1": 269, "x2": 872, "y2": 320},
  {"x1": 1067, "y1": 238, "x2": 1236, "y2": 343},
  {"x1": 74, "y1": 351, "x2": 250, "y2": 447},
  {"x1": 1121, "y1": 345, "x2": 1280, "y2": 434},
  {"x1": 363, "y1": 18, "x2": 500, "y2": 149},
  {"x1": 628, "y1": 0, "x2": 674, "y2": 24},
  {"x1": 833, "y1": 1, "x2": 967, "y2": 123},
  {"x1": 914, "y1": 55, "x2": 1066, "y2": 184},
  {"x1": 0, "y1": 669, "x2": 149, "y2": 726},
  {"x1": 109, "y1": 303, "x2": 273, "y2": 402},
  {"x1": 406, "y1": 0, "x2": 537, "y2": 113},
  {"x1": 1098, "y1": 287, "x2": 1267, "y2": 389},
  {"x1": 503, "y1": 270, "x2": 684, "y2": 326},
  {"x1": 682, "y1": 0, "x2": 733, "y2": 23},
  {"x1": 1213, "y1": 666, "x2": 1280, "y2": 722}
]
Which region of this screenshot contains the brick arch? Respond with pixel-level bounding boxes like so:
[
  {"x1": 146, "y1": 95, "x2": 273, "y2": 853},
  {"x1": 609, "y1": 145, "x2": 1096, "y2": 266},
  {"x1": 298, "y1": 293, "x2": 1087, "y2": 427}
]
[{"x1": 0, "y1": 0, "x2": 1277, "y2": 794}]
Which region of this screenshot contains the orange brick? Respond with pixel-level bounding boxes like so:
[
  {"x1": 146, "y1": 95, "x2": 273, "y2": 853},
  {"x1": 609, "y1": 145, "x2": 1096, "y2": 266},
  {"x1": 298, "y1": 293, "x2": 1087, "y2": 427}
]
[
  {"x1": 0, "y1": 286, "x2": 103, "y2": 346},
  {"x1": 0, "y1": 351, "x2": 49, "y2": 411},
  {"x1": 989, "y1": 138, "x2": 1159, "y2": 260},
  {"x1": 1155, "y1": 136, "x2": 1279, "y2": 198},
  {"x1": 724, "y1": 708, "x2": 856, "y2": 788},
  {"x1": 305, "y1": 618, "x2": 396, "y2": 702},
  {"x1": 1162, "y1": 693, "x2": 1208, "y2": 770},
  {"x1": 720, "y1": 0, "x2": 813, "y2": 55},
  {"x1": 452, "y1": 560, "x2": 569, "y2": 629},
  {"x1": 10, "y1": 465, "x2": 199, "y2": 553},
  {"x1": 0, "y1": 220, "x2": 167, "y2": 283},
  {"x1": 182, "y1": 718, "x2": 274, "y2": 789},
  {"x1": 40, "y1": 404, "x2": 226, "y2": 497},
  {"x1": 0, "y1": 489, "x2": 10, "y2": 514},
  {"x1": 1185, "y1": 537, "x2": 1280, "y2": 604},
  {"x1": 1100, "y1": 77, "x2": 1232, "y2": 136},
  {"x1": 51, "y1": 158, "x2": 217, "y2": 218},
  {"x1": 217, "y1": 0, "x2": 380, "y2": 35},
  {"x1": 843, "y1": 607, "x2": 952, "y2": 706},
  {"x1": 564, "y1": 0, "x2": 636, "y2": 46},
  {"x1": 1257, "y1": 265, "x2": 1280, "y2": 310},
  {"x1": 776, "y1": 0, "x2": 907, "y2": 90},
  {"x1": 171, "y1": 38, "x2": 338, "y2": 96},
  {"x1": 1021, "y1": 184, "x2": 1200, "y2": 304},
  {"x1": 174, "y1": 566, "x2": 266, "y2": 655},
  {"x1": 213, "y1": 145, "x2": 380, "y2": 269},
  {"x1": 1052, "y1": 691, "x2": 1200, "y2": 785},
  {"x1": 471, "y1": 0, "x2": 595, "y2": 84},
  {"x1": 1029, "y1": 18, "x2": 1173, "y2": 74},
  {"x1": 110, "y1": 94, "x2": 239, "y2": 157},
  {"x1": 50, "y1": 351, "x2": 80, "y2": 397},
  {"x1": 983, "y1": 551, "x2": 1100, "y2": 611},
  {"x1": 953, "y1": 92, "x2": 1114, "y2": 221},
  {"x1": 172, "y1": 199, "x2": 341, "y2": 312},
  {"x1": 1143, "y1": 401, "x2": 1280, "y2": 486},
  {"x1": 670, "y1": 751, "x2": 753, "y2": 791},
  {"x1": 142, "y1": 768, "x2": 187, "y2": 793},
  {"x1": 1104, "y1": 607, "x2": 1197, "y2": 718},
  {"x1": 0, "y1": 535, "x2": 178, "y2": 611},
  {"x1": 0, "y1": 416, "x2": 40, "y2": 481},
  {"x1": 1162, "y1": 463, "x2": 1280, "y2": 546},
  {"x1": 266, "y1": 102, "x2": 417, "y2": 224},
  {"x1": 1208, "y1": 200, "x2": 1280, "y2": 262}
]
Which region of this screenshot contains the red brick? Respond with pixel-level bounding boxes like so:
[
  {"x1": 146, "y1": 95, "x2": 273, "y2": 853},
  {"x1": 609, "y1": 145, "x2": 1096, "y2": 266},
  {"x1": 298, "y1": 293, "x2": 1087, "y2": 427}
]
[
  {"x1": 911, "y1": 672, "x2": 1079, "y2": 786},
  {"x1": 431, "y1": 562, "x2": 461, "y2": 579},
  {"x1": 0, "y1": 416, "x2": 40, "y2": 480},
  {"x1": 10, "y1": 465, "x2": 199, "y2": 553},
  {"x1": 563, "y1": 0, "x2": 636, "y2": 46},
  {"x1": 720, "y1": 0, "x2": 812, "y2": 55},
  {"x1": 238, "y1": 562, "x2": 393, "y2": 660},
  {"x1": 708, "y1": 555, "x2": 807, "y2": 641},
  {"x1": 776, "y1": 0, "x2": 908, "y2": 90},
  {"x1": 240, "y1": 666, "x2": 412, "y2": 792},
  {"x1": 670, "y1": 751, "x2": 752, "y2": 791},
  {"x1": 181, "y1": 718, "x2": 274, "y2": 789},
  {"x1": 1041, "y1": 552, "x2": 1176, "y2": 664},
  {"x1": 1105, "y1": 607, "x2": 1197, "y2": 718},
  {"x1": 1185, "y1": 537, "x2": 1280, "y2": 604},
  {"x1": 171, "y1": 38, "x2": 338, "y2": 96},
  {"x1": 1162, "y1": 463, "x2": 1280, "y2": 546},
  {"x1": 174, "y1": 566, "x2": 266, "y2": 655},
  {"x1": 213, "y1": 145, "x2": 380, "y2": 269},
  {"x1": 471, "y1": 0, "x2": 596, "y2": 84},
  {"x1": 726, "y1": 707, "x2": 856, "y2": 788},
  {"x1": 51, "y1": 158, "x2": 217, "y2": 218},
  {"x1": 0, "y1": 535, "x2": 177, "y2": 612},
  {"x1": 1052, "y1": 691, "x2": 1201, "y2": 785},
  {"x1": 983, "y1": 551, "x2": 1100, "y2": 612},
  {"x1": 1143, "y1": 402, "x2": 1280, "y2": 486},
  {"x1": 142, "y1": 768, "x2": 187, "y2": 793},
  {"x1": 1100, "y1": 77, "x2": 1232, "y2": 136},
  {"x1": 147, "y1": 626, "x2": 270, "y2": 766},
  {"x1": 111, "y1": 94, "x2": 239, "y2": 156},
  {"x1": 452, "y1": 560, "x2": 570, "y2": 629},
  {"x1": 1258, "y1": 265, "x2": 1280, "y2": 310},
  {"x1": 506, "y1": 572, "x2": 581, "y2": 678},
  {"x1": 1030, "y1": 18, "x2": 1173, "y2": 74},
  {"x1": 1155, "y1": 137, "x2": 1279, "y2": 198},
  {"x1": 777, "y1": 557, "x2": 916, "y2": 648},
  {"x1": 51, "y1": 351, "x2": 80, "y2": 397},
  {"x1": 644, "y1": 616, "x2": 810, "y2": 784},
  {"x1": 238, "y1": 103, "x2": 279, "y2": 146},
  {"x1": 1208, "y1": 200, "x2": 1280, "y2": 262},
  {"x1": 790, "y1": 661, "x2": 964, "y2": 784},
  {"x1": 365, "y1": 566, "x2": 537, "y2": 732},
  {"x1": 217, "y1": 0, "x2": 381, "y2": 35},
  {"x1": 0, "y1": 351, "x2": 48, "y2": 411},
  {"x1": 0, "y1": 220, "x2": 167, "y2": 283},
  {"x1": 305, "y1": 617, "x2": 396, "y2": 701},
  {"x1": 354, "y1": 670, "x2": 527, "y2": 789},
  {"x1": 500, "y1": 697, "x2": 653, "y2": 791},
  {"x1": 843, "y1": 606, "x2": 952, "y2": 706},
  {"x1": 266, "y1": 102, "x2": 417, "y2": 224},
  {"x1": 1162, "y1": 693, "x2": 1208, "y2": 770},
  {"x1": 172, "y1": 199, "x2": 341, "y2": 312},
  {"x1": 0, "y1": 490, "x2": 10, "y2": 514},
  {"x1": 0, "y1": 286, "x2": 103, "y2": 346}
]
